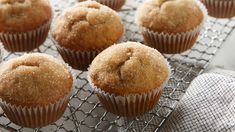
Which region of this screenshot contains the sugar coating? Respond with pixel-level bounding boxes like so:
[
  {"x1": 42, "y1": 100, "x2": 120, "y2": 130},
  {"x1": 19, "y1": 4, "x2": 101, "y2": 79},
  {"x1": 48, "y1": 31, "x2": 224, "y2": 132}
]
[
  {"x1": 52, "y1": 1, "x2": 124, "y2": 51},
  {"x1": 88, "y1": 42, "x2": 170, "y2": 96},
  {"x1": 0, "y1": 0, "x2": 52, "y2": 32},
  {"x1": 135, "y1": 0, "x2": 203, "y2": 33},
  {"x1": 0, "y1": 53, "x2": 73, "y2": 107}
]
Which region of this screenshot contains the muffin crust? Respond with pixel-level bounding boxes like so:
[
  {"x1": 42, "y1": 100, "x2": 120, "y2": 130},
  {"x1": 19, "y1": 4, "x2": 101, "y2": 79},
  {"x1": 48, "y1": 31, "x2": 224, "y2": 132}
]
[
  {"x1": 0, "y1": 0, "x2": 52, "y2": 32},
  {"x1": 0, "y1": 53, "x2": 73, "y2": 107},
  {"x1": 77, "y1": 0, "x2": 126, "y2": 10},
  {"x1": 136, "y1": 0, "x2": 203, "y2": 33},
  {"x1": 89, "y1": 42, "x2": 170, "y2": 96},
  {"x1": 52, "y1": 1, "x2": 124, "y2": 51}
]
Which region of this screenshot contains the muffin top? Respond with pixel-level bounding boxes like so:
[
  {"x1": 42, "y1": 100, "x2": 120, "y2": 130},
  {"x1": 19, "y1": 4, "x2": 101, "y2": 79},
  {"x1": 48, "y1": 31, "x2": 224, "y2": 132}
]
[
  {"x1": 0, "y1": 53, "x2": 73, "y2": 107},
  {"x1": 88, "y1": 42, "x2": 170, "y2": 96},
  {"x1": 0, "y1": 0, "x2": 52, "y2": 32},
  {"x1": 135, "y1": 0, "x2": 204, "y2": 33},
  {"x1": 52, "y1": 1, "x2": 124, "y2": 51}
]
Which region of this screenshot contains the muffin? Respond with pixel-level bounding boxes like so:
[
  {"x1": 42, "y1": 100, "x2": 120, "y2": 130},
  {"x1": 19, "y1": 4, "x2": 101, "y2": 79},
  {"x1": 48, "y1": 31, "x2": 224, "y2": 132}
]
[
  {"x1": 0, "y1": 53, "x2": 73, "y2": 128},
  {"x1": 201, "y1": 0, "x2": 235, "y2": 18},
  {"x1": 88, "y1": 42, "x2": 170, "y2": 117},
  {"x1": 0, "y1": 0, "x2": 52, "y2": 52},
  {"x1": 52, "y1": 1, "x2": 124, "y2": 71},
  {"x1": 135, "y1": 0, "x2": 207, "y2": 54},
  {"x1": 77, "y1": 0, "x2": 126, "y2": 10}
]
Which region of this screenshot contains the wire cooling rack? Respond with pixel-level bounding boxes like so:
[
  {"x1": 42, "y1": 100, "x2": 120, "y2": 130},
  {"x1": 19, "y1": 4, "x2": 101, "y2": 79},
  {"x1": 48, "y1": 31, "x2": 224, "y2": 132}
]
[{"x1": 1, "y1": 0, "x2": 235, "y2": 131}]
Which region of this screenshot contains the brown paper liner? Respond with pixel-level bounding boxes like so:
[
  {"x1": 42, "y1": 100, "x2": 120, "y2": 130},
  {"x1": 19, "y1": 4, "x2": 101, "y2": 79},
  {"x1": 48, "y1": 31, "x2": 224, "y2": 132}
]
[
  {"x1": 88, "y1": 60, "x2": 171, "y2": 117},
  {"x1": 0, "y1": 95, "x2": 70, "y2": 128},
  {"x1": 140, "y1": 0, "x2": 207, "y2": 54},
  {"x1": 201, "y1": 0, "x2": 235, "y2": 18},
  {"x1": 52, "y1": 33, "x2": 124, "y2": 71},
  {"x1": 0, "y1": 19, "x2": 51, "y2": 52},
  {"x1": 142, "y1": 29, "x2": 201, "y2": 54},
  {"x1": 0, "y1": 63, "x2": 74, "y2": 128},
  {"x1": 77, "y1": 0, "x2": 125, "y2": 10},
  {"x1": 96, "y1": 89, "x2": 163, "y2": 117},
  {"x1": 55, "y1": 44, "x2": 103, "y2": 71}
]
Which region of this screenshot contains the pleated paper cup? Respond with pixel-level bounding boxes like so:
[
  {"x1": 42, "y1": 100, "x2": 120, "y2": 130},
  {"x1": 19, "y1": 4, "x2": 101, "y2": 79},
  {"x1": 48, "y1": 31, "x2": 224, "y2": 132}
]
[
  {"x1": 0, "y1": 93, "x2": 71, "y2": 128},
  {"x1": 140, "y1": 0, "x2": 207, "y2": 54},
  {"x1": 88, "y1": 61, "x2": 171, "y2": 117},
  {"x1": 55, "y1": 44, "x2": 104, "y2": 71},
  {"x1": 0, "y1": 63, "x2": 74, "y2": 128},
  {"x1": 77, "y1": 0, "x2": 125, "y2": 10},
  {"x1": 51, "y1": 33, "x2": 124, "y2": 71},
  {"x1": 96, "y1": 87, "x2": 164, "y2": 117},
  {"x1": 201, "y1": 0, "x2": 235, "y2": 18},
  {"x1": 0, "y1": 19, "x2": 51, "y2": 52}
]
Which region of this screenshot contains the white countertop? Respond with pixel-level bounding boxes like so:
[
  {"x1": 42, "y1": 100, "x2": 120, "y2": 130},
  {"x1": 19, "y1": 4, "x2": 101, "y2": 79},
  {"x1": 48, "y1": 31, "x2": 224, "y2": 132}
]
[{"x1": 208, "y1": 29, "x2": 235, "y2": 71}]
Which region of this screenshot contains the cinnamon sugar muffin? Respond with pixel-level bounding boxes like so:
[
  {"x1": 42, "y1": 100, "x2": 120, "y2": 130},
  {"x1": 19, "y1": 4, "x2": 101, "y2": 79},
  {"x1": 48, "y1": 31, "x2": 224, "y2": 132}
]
[
  {"x1": 52, "y1": 1, "x2": 124, "y2": 71},
  {"x1": 136, "y1": 0, "x2": 207, "y2": 54},
  {"x1": 77, "y1": 0, "x2": 125, "y2": 11},
  {"x1": 0, "y1": 53, "x2": 73, "y2": 128},
  {"x1": 88, "y1": 42, "x2": 170, "y2": 116},
  {"x1": 201, "y1": 0, "x2": 235, "y2": 18},
  {"x1": 0, "y1": 0, "x2": 52, "y2": 52}
]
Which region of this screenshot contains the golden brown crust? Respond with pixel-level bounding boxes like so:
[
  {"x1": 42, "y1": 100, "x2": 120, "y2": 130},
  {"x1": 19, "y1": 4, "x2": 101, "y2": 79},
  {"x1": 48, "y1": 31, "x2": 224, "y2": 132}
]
[
  {"x1": 135, "y1": 0, "x2": 203, "y2": 33},
  {"x1": 77, "y1": 0, "x2": 125, "y2": 10},
  {"x1": 0, "y1": 0, "x2": 52, "y2": 32},
  {"x1": 0, "y1": 53, "x2": 73, "y2": 107},
  {"x1": 88, "y1": 42, "x2": 170, "y2": 96},
  {"x1": 52, "y1": 1, "x2": 124, "y2": 51}
]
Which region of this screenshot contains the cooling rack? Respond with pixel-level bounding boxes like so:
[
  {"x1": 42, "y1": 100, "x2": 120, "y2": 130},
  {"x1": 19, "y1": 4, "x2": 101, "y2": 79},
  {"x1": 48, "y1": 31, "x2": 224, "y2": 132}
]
[{"x1": 1, "y1": 0, "x2": 235, "y2": 131}]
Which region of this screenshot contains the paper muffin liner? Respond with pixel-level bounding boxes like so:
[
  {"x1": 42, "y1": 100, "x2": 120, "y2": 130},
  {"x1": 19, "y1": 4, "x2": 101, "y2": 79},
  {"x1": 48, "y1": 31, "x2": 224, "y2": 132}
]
[
  {"x1": 201, "y1": 0, "x2": 235, "y2": 18},
  {"x1": 140, "y1": 0, "x2": 208, "y2": 54},
  {"x1": 96, "y1": 86, "x2": 164, "y2": 117},
  {"x1": 77, "y1": 0, "x2": 125, "y2": 10},
  {"x1": 0, "y1": 62, "x2": 75, "y2": 128},
  {"x1": 88, "y1": 60, "x2": 171, "y2": 117},
  {"x1": 0, "y1": 19, "x2": 52, "y2": 52},
  {"x1": 55, "y1": 44, "x2": 104, "y2": 71},
  {"x1": 51, "y1": 32, "x2": 124, "y2": 71}
]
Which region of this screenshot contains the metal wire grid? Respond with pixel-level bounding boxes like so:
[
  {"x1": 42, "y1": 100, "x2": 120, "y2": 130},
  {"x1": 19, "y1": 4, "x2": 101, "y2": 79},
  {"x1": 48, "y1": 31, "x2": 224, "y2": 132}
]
[{"x1": 0, "y1": 0, "x2": 235, "y2": 131}]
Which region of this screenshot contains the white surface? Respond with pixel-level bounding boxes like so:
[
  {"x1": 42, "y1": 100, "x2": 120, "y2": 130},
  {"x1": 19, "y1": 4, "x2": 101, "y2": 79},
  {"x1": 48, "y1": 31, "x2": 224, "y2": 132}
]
[{"x1": 209, "y1": 29, "x2": 235, "y2": 71}]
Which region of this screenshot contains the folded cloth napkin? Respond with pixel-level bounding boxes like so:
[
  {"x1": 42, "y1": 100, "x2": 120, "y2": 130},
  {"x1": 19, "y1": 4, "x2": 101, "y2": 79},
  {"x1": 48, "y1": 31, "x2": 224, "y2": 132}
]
[{"x1": 160, "y1": 73, "x2": 235, "y2": 132}]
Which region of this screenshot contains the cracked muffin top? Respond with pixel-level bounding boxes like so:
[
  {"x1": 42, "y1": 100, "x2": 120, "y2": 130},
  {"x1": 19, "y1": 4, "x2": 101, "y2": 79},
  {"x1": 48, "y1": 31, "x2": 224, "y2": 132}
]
[
  {"x1": 88, "y1": 42, "x2": 170, "y2": 96},
  {"x1": 135, "y1": 0, "x2": 204, "y2": 33},
  {"x1": 52, "y1": 1, "x2": 124, "y2": 51},
  {"x1": 0, "y1": 0, "x2": 52, "y2": 32},
  {"x1": 0, "y1": 53, "x2": 73, "y2": 107}
]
